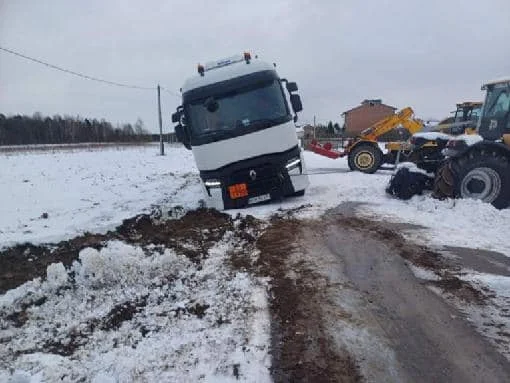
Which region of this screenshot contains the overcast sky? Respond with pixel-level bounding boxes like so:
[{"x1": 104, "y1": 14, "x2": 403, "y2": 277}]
[{"x1": 1, "y1": 0, "x2": 509, "y2": 132}]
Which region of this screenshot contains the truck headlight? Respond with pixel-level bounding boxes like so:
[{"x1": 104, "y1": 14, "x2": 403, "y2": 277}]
[
  {"x1": 285, "y1": 158, "x2": 302, "y2": 174},
  {"x1": 204, "y1": 179, "x2": 221, "y2": 188},
  {"x1": 204, "y1": 179, "x2": 222, "y2": 197}
]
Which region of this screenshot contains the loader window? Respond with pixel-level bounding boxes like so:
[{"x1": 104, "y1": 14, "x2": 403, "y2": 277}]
[
  {"x1": 471, "y1": 106, "x2": 482, "y2": 121},
  {"x1": 485, "y1": 89, "x2": 510, "y2": 119},
  {"x1": 186, "y1": 80, "x2": 290, "y2": 141}
]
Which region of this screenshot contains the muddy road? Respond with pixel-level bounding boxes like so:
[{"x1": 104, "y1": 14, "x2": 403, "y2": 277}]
[
  {"x1": 321, "y1": 217, "x2": 510, "y2": 382},
  {"x1": 2, "y1": 206, "x2": 510, "y2": 382},
  {"x1": 252, "y1": 210, "x2": 510, "y2": 382}
]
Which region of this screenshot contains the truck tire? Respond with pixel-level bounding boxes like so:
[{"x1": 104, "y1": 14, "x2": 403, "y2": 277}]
[
  {"x1": 348, "y1": 144, "x2": 383, "y2": 174},
  {"x1": 291, "y1": 190, "x2": 305, "y2": 197},
  {"x1": 433, "y1": 149, "x2": 510, "y2": 209}
]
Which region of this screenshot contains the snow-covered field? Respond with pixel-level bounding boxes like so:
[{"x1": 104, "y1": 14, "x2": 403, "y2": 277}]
[
  {"x1": 0, "y1": 145, "x2": 202, "y2": 247},
  {"x1": 2, "y1": 144, "x2": 509, "y2": 254},
  {"x1": 1, "y1": 144, "x2": 510, "y2": 381}
]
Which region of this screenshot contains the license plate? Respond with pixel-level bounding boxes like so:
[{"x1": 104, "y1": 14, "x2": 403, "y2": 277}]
[{"x1": 248, "y1": 193, "x2": 271, "y2": 204}]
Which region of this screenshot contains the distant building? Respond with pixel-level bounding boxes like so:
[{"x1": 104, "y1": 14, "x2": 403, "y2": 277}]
[{"x1": 342, "y1": 99, "x2": 396, "y2": 136}]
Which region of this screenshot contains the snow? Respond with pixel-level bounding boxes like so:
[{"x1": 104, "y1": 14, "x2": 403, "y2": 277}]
[
  {"x1": 448, "y1": 271, "x2": 510, "y2": 358},
  {"x1": 233, "y1": 152, "x2": 510, "y2": 256},
  {"x1": 0, "y1": 144, "x2": 201, "y2": 247},
  {"x1": 3, "y1": 144, "x2": 507, "y2": 255},
  {"x1": 483, "y1": 76, "x2": 510, "y2": 88},
  {"x1": 2, "y1": 143, "x2": 510, "y2": 381},
  {"x1": 1, "y1": 239, "x2": 271, "y2": 382},
  {"x1": 449, "y1": 134, "x2": 483, "y2": 146},
  {"x1": 412, "y1": 131, "x2": 452, "y2": 141},
  {"x1": 395, "y1": 162, "x2": 434, "y2": 177}
]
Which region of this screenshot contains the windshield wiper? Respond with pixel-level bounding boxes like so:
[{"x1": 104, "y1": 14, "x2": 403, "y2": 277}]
[{"x1": 199, "y1": 128, "x2": 235, "y2": 138}]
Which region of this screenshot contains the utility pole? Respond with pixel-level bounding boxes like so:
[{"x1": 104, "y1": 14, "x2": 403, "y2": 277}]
[
  {"x1": 157, "y1": 84, "x2": 164, "y2": 156},
  {"x1": 313, "y1": 115, "x2": 316, "y2": 139}
]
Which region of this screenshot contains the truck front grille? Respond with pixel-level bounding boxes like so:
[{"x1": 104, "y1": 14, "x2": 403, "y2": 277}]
[{"x1": 229, "y1": 163, "x2": 283, "y2": 195}]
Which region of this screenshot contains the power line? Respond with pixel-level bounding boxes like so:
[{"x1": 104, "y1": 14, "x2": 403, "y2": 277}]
[
  {"x1": 1, "y1": 44, "x2": 182, "y2": 155},
  {"x1": 1, "y1": 45, "x2": 183, "y2": 98},
  {"x1": 0, "y1": 45, "x2": 155, "y2": 90}
]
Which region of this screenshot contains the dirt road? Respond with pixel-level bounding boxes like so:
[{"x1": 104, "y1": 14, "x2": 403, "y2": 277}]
[
  {"x1": 2, "y1": 207, "x2": 509, "y2": 382},
  {"x1": 264, "y1": 209, "x2": 510, "y2": 382},
  {"x1": 326, "y1": 224, "x2": 509, "y2": 381}
]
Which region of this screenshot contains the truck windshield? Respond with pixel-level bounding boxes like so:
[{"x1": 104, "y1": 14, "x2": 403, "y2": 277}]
[{"x1": 186, "y1": 80, "x2": 289, "y2": 138}]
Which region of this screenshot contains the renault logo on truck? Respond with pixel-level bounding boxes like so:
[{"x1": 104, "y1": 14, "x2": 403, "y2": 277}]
[{"x1": 249, "y1": 170, "x2": 257, "y2": 180}]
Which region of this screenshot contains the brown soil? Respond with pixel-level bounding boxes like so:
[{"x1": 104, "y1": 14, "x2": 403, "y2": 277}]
[
  {"x1": 0, "y1": 234, "x2": 107, "y2": 294},
  {"x1": 253, "y1": 217, "x2": 363, "y2": 383},
  {"x1": 0, "y1": 208, "x2": 233, "y2": 294}
]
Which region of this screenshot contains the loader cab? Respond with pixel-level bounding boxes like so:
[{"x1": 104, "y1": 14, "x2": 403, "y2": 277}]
[
  {"x1": 478, "y1": 79, "x2": 510, "y2": 141},
  {"x1": 437, "y1": 102, "x2": 482, "y2": 135},
  {"x1": 454, "y1": 102, "x2": 482, "y2": 124}
]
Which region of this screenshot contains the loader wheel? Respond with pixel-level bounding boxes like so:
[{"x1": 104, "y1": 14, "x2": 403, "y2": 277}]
[
  {"x1": 433, "y1": 149, "x2": 510, "y2": 209},
  {"x1": 348, "y1": 144, "x2": 382, "y2": 174}
]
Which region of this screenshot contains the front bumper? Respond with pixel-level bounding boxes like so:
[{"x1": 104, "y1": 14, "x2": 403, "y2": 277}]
[{"x1": 200, "y1": 146, "x2": 309, "y2": 210}]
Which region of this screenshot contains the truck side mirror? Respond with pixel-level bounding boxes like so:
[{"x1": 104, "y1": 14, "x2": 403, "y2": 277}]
[
  {"x1": 286, "y1": 82, "x2": 298, "y2": 92},
  {"x1": 175, "y1": 124, "x2": 191, "y2": 150},
  {"x1": 290, "y1": 94, "x2": 303, "y2": 113},
  {"x1": 171, "y1": 111, "x2": 181, "y2": 123}
]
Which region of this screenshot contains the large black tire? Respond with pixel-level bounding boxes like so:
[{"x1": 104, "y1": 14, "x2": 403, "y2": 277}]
[
  {"x1": 347, "y1": 144, "x2": 383, "y2": 174},
  {"x1": 386, "y1": 167, "x2": 434, "y2": 200},
  {"x1": 433, "y1": 149, "x2": 510, "y2": 209}
]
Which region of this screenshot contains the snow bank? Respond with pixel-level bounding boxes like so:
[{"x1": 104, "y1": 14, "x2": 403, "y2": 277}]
[{"x1": 0, "y1": 239, "x2": 271, "y2": 382}]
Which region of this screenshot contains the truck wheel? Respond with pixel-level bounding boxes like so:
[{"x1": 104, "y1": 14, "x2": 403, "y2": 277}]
[
  {"x1": 433, "y1": 149, "x2": 510, "y2": 209},
  {"x1": 348, "y1": 144, "x2": 382, "y2": 174},
  {"x1": 291, "y1": 190, "x2": 305, "y2": 197}
]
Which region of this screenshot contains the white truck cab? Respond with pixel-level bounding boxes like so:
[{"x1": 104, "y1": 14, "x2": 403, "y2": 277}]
[{"x1": 172, "y1": 52, "x2": 309, "y2": 210}]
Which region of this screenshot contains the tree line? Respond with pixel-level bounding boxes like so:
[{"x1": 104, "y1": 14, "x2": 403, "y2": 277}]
[
  {"x1": 314, "y1": 121, "x2": 343, "y2": 137},
  {"x1": 0, "y1": 113, "x2": 151, "y2": 145}
]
